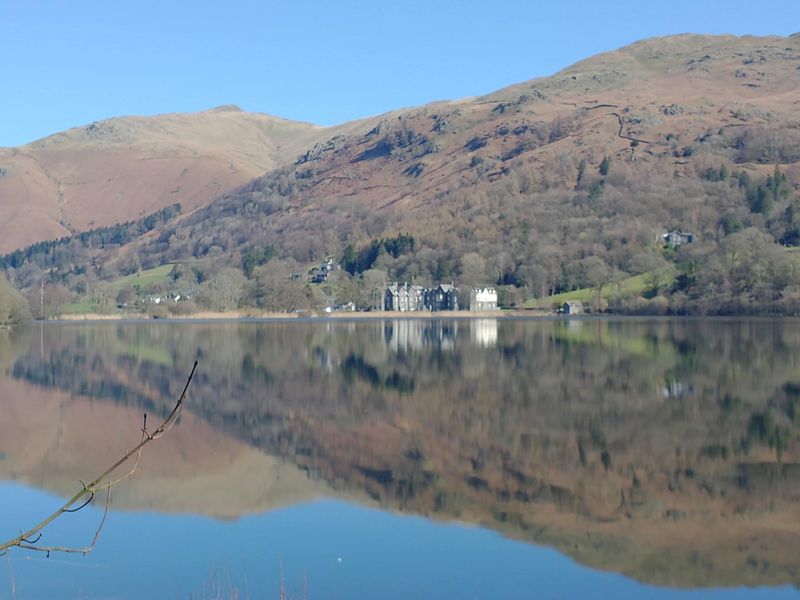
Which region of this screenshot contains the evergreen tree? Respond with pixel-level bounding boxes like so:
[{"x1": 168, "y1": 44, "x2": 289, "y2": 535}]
[
  {"x1": 599, "y1": 156, "x2": 610, "y2": 176},
  {"x1": 341, "y1": 244, "x2": 358, "y2": 275},
  {"x1": 576, "y1": 159, "x2": 586, "y2": 189}
]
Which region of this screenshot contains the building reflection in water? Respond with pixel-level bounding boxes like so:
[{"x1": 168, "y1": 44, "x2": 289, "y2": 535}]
[
  {"x1": 383, "y1": 320, "x2": 459, "y2": 352},
  {"x1": 470, "y1": 319, "x2": 498, "y2": 348},
  {"x1": 566, "y1": 318, "x2": 584, "y2": 332}
]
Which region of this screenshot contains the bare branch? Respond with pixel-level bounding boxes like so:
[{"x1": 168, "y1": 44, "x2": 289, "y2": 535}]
[
  {"x1": 18, "y1": 532, "x2": 42, "y2": 544},
  {"x1": 0, "y1": 361, "x2": 198, "y2": 555},
  {"x1": 95, "y1": 413, "x2": 148, "y2": 490},
  {"x1": 17, "y1": 488, "x2": 111, "y2": 556},
  {"x1": 63, "y1": 492, "x2": 95, "y2": 513}
]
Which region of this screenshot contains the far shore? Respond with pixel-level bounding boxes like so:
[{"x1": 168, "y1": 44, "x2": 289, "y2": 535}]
[{"x1": 49, "y1": 308, "x2": 553, "y2": 322}]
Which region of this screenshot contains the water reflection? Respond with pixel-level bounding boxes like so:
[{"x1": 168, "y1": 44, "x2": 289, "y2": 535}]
[
  {"x1": 2, "y1": 318, "x2": 800, "y2": 591},
  {"x1": 470, "y1": 319, "x2": 498, "y2": 348},
  {"x1": 383, "y1": 319, "x2": 459, "y2": 352}
]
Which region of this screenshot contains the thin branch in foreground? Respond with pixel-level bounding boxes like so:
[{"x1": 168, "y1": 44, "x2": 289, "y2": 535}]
[
  {"x1": 0, "y1": 360, "x2": 198, "y2": 556},
  {"x1": 17, "y1": 488, "x2": 111, "y2": 557},
  {"x1": 62, "y1": 493, "x2": 94, "y2": 513}
]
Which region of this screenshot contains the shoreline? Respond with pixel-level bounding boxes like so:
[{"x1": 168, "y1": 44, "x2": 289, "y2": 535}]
[
  {"x1": 49, "y1": 309, "x2": 552, "y2": 322},
  {"x1": 39, "y1": 312, "x2": 800, "y2": 325}
]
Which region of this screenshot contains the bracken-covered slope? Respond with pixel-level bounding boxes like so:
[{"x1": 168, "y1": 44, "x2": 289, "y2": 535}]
[
  {"x1": 0, "y1": 106, "x2": 377, "y2": 253},
  {"x1": 133, "y1": 34, "x2": 800, "y2": 299}
]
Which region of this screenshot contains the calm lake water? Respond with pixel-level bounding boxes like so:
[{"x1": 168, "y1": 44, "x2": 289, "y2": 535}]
[{"x1": 1, "y1": 318, "x2": 800, "y2": 599}]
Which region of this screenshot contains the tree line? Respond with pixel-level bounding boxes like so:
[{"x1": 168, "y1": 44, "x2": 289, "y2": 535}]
[{"x1": 1, "y1": 204, "x2": 181, "y2": 272}]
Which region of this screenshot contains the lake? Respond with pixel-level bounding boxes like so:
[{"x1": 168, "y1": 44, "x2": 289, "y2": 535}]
[{"x1": 1, "y1": 318, "x2": 799, "y2": 598}]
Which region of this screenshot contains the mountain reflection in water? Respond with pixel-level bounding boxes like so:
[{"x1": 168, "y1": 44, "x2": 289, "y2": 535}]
[{"x1": 1, "y1": 318, "x2": 800, "y2": 595}]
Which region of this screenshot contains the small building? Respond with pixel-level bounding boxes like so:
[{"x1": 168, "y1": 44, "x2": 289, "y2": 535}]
[
  {"x1": 661, "y1": 230, "x2": 694, "y2": 246},
  {"x1": 470, "y1": 288, "x2": 499, "y2": 311},
  {"x1": 385, "y1": 282, "x2": 425, "y2": 312},
  {"x1": 424, "y1": 284, "x2": 459, "y2": 311},
  {"x1": 309, "y1": 257, "x2": 336, "y2": 283},
  {"x1": 563, "y1": 300, "x2": 583, "y2": 315},
  {"x1": 310, "y1": 269, "x2": 328, "y2": 283}
]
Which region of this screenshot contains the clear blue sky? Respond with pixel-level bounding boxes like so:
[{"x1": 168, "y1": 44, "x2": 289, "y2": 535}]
[{"x1": 2, "y1": 0, "x2": 798, "y2": 147}]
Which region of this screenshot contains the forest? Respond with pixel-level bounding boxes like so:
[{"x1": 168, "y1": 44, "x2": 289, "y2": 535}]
[{"x1": 3, "y1": 142, "x2": 799, "y2": 316}]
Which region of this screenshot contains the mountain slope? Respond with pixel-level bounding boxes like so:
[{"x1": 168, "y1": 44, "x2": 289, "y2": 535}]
[
  {"x1": 112, "y1": 35, "x2": 798, "y2": 305},
  {"x1": 0, "y1": 106, "x2": 377, "y2": 253},
  {"x1": 5, "y1": 34, "x2": 800, "y2": 314}
]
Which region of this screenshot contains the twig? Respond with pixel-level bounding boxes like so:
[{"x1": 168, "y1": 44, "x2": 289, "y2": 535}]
[
  {"x1": 279, "y1": 558, "x2": 286, "y2": 600},
  {"x1": 6, "y1": 554, "x2": 15, "y2": 600},
  {"x1": 17, "y1": 488, "x2": 111, "y2": 556},
  {"x1": 0, "y1": 361, "x2": 198, "y2": 555}
]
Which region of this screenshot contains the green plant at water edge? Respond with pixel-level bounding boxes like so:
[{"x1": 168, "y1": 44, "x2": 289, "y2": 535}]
[{"x1": 0, "y1": 275, "x2": 29, "y2": 328}]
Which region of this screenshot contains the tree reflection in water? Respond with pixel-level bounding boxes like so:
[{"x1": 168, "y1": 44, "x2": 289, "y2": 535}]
[{"x1": 2, "y1": 318, "x2": 800, "y2": 588}]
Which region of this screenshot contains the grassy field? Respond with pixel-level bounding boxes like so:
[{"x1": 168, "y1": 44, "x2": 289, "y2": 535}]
[
  {"x1": 60, "y1": 299, "x2": 100, "y2": 315},
  {"x1": 58, "y1": 264, "x2": 176, "y2": 315},
  {"x1": 525, "y1": 270, "x2": 673, "y2": 310},
  {"x1": 107, "y1": 264, "x2": 174, "y2": 292}
]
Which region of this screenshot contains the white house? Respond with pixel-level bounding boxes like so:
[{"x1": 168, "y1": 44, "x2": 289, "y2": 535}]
[
  {"x1": 469, "y1": 288, "x2": 499, "y2": 311},
  {"x1": 661, "y1": 230, "x2": 695, "y2": 246}
]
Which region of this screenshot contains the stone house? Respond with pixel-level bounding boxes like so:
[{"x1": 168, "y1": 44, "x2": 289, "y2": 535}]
[
  {"x1": 424, "y1": 284, "x2": 458, "y2": 311},
  {"x1": 385, "y1": 282, "x2": 425, "y2": 312},
  {"x1": 310, "y1": 257, "x2": 336, "y2": 283},
  {"x1": 661, "y1": 230, "x2": 694, "y2": 246},
  {"x1": 385, "y1": 282, "x2": 459, "y2": 312}
]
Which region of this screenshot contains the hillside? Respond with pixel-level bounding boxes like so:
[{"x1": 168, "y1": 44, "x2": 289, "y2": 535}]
[
  {"x1": 5, "y1": 34, "x2": 800, "y2": 314},
  {"x1": 131, "y1": 34, "x2": 800, "y2": 312},
  {"x1": 0, "y1": 106, "x2": 376, "y2": 253}
]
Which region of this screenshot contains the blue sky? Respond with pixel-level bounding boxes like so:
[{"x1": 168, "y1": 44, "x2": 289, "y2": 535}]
[{"x1": 2, "y1": 0, "x2": 799, "y2": 146}]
